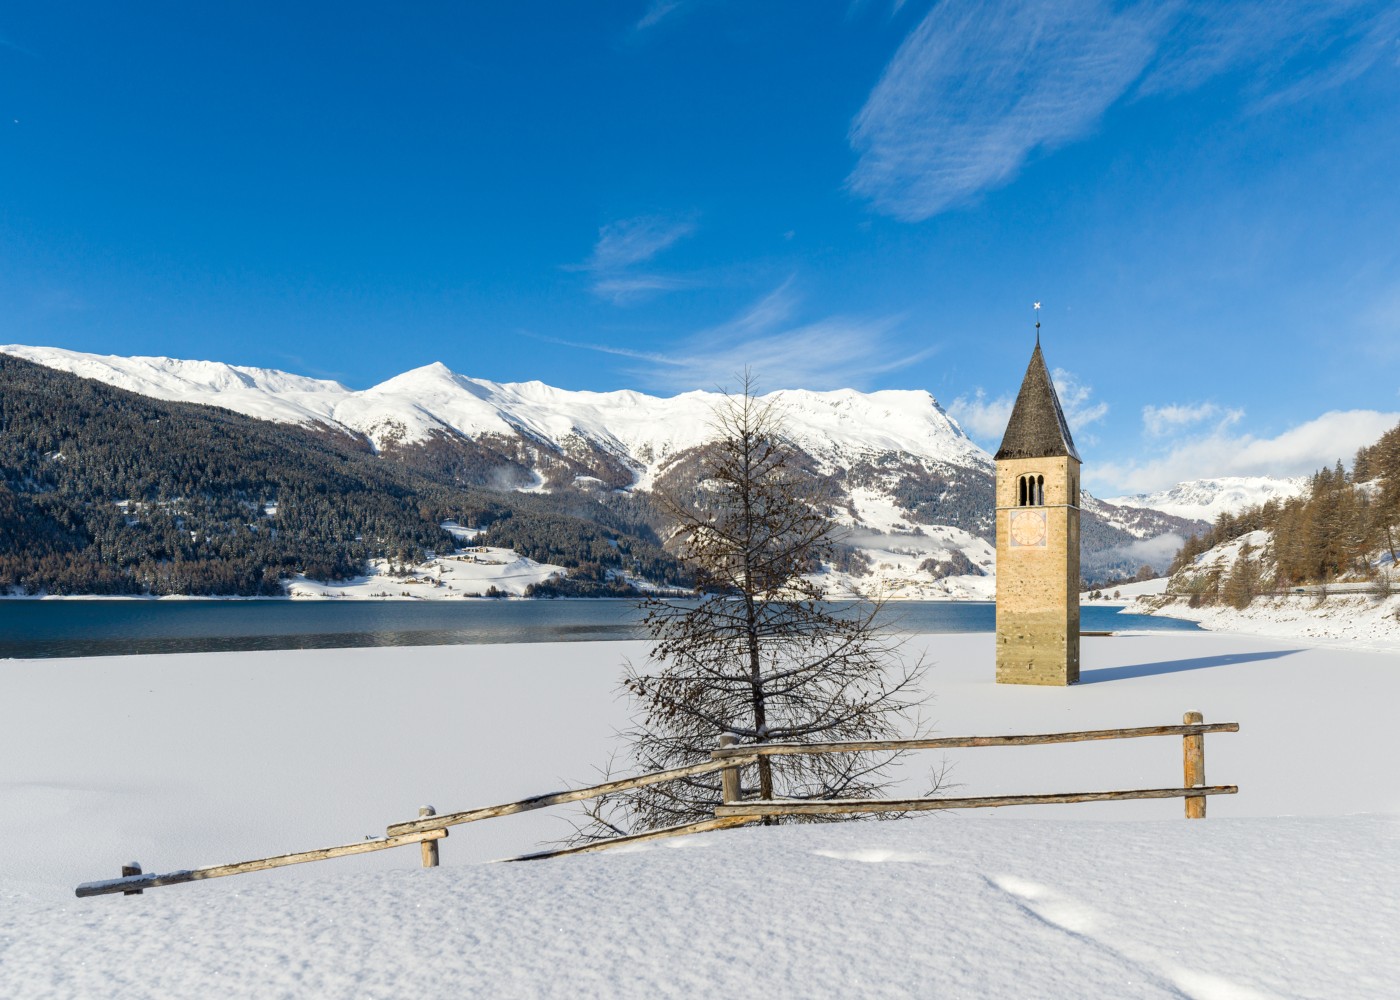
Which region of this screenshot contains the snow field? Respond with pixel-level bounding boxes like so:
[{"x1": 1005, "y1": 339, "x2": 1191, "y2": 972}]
[
  {"x1": 284, "y1": 544, "x2": 567, "y2": 599},
  {"x1": 1080, "y1": 576, "x2": 1170, "y2": 602},
  {"x1": 6, "y1": 816, "x2": 1396, "y2": 999},
  {"x1": 1133, "y1": 592, "x2": 1400, "y2": 650},
  {"x1": 2, "y1": 630, "x2": 1397, "y2": 997}
]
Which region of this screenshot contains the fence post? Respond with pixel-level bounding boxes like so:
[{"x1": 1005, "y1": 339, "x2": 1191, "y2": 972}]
[
  {"x1": 718, "y1": 733, "x2": 741, "y2": 806},
  {"x1": 122, "y1": 861, "x2": 143, "y2": 896},
  {"x1": 419, "y1": 806, "x2": 440, "y2": 867},
  {"x1": 1183, "y1": 711, "x2": 1206, "y2": 819}
]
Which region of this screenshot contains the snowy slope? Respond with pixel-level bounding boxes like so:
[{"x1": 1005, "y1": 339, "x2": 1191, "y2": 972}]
[
  {"x1": 0, "y1": 345, "x2": 986, "y2": 474},
  {"x1": 1107, "y1": 476, "x2": 1307, "y2": 523},
  {"x1": 0, "y1": 344, "x2": 355, "y2": 427},
  {"x1": 1125, "y1": 525, "x2": 1400, "y2": 646}
]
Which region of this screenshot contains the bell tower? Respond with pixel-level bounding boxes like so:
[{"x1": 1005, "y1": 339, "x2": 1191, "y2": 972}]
[{"x1": 995, "y1": 308, "x2": 1081, "y2": 685}]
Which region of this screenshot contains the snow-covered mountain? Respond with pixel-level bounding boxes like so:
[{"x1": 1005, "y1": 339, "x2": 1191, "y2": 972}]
[
  {"x1": 1, "y1": 344, "x2": 1197, "y2": 592},
  {"x1": 1106, "y1": 476, "x2": 1308, "y2": 523},
  {"x1": 0, "y1": 344, "x2": 985, "y2": 484}
]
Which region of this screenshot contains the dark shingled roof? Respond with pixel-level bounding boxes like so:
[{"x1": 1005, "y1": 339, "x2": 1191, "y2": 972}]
[{"x1": 995, "y1": 343, "x2": 1082, "y2": 462}]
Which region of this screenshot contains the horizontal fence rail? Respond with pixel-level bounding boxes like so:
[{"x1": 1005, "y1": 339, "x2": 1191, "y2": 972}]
[
  {"x1": 715, "y1": 786, "x2": 1238, "y2": 818},
  {"x1": 709, "y1": 722, "x2": 1240, "y2": 759},
  {"x1": 75, "y1": 711, "x2": 1236, "y2": 899},
  {"x1": 709, "y1": 711, "x2": 1237, "y2": 823},
  {"x1": 76, "y1": 830, "x2": 448, "y2": 898}
]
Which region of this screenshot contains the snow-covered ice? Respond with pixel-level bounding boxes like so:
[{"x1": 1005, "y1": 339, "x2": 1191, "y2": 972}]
[{"x1": 2, "y1": 630, "x2": 1397, "y2": 997}]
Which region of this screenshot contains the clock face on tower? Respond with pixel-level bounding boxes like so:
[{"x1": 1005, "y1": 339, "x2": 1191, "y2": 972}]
[{"x1": 1008, "y1": 508, "x2": 1048, "y2": 548}]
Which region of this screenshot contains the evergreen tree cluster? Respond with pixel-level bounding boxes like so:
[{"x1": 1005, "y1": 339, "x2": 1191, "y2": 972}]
[
  {"x1": 1167, "y1": 421, "x2": 1400, "y2": 598},
  {"x1": 0, "y1": 356, "x2": 686, "y2": 596}
]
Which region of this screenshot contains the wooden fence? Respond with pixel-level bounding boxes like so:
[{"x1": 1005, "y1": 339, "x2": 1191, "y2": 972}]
[{"x1": 75, "y1": 711, "x2": 1236, "y2": 898}]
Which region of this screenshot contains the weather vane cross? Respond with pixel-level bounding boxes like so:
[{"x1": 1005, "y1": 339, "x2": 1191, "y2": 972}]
[{"x1": 1034, "y1": 301, "x2": 1041, "y2": 344}]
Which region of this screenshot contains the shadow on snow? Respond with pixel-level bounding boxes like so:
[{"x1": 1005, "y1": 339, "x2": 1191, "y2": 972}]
[{"x1": 1080, "y1": 648, "x2": 1304, "y2": 684}]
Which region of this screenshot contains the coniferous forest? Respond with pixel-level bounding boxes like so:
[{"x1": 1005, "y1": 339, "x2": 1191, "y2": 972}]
[
  {"x1": 0, "y1": 355, "x2": 687, "y2": 596},
  {"x1": 1167, "y1": 420, "x2": 1400, "y2": 597}
]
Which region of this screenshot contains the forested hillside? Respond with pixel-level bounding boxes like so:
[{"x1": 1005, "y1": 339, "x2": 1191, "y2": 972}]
[
  {"x1": 1166, "y1": 420, "x2": 1400, "y2": 603},
  {"x1": 0, "y1": 356, "x2": 685, "y2": 596}
]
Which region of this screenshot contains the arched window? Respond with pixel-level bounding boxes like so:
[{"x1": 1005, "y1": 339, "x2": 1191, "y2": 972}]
[{"x1": 1016, "y1": 474, "x2": 1046, "y2": 507}]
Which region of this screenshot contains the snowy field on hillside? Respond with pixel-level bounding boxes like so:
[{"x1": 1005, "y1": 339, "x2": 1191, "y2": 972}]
[
  {"x1": 284, "y1": 521, "x2": 578, "y2": 599},
  {"x1": 3, "y1": 631, "x2": 1398, "y2": 997},
  {"x1": 1081, "y1": 576, "x2": 1171, "y2": 603},
  {"x1": 285, "y1": 545, "x2": 568, "y2": 599}
]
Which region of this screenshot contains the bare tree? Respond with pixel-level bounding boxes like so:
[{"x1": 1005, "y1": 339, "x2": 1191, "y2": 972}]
[{"x1": 572, "y1": 374, "x2": 927, "y2": 840}]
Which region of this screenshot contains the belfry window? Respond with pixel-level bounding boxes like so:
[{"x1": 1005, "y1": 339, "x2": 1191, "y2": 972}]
[{"x1": 1016, "y1": 474, "x2": 1045, "y2": 507}]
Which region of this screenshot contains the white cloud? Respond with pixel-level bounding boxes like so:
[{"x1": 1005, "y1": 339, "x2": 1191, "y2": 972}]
[
  {"x1": 1138, "y1": 1, "x2": 1400, "y2": 110},
  {"x1": 1095, "y1": 409, "x2": 1400, "y2": 494},
  {"x1": 947, "y1": 389, "x2": 1013, "y2": 441},
  {"x1": 544, "y1": 283, "x2": 934, "y2": 392},
  {"x1": 586, "y1": 215, "x2": 695, "y2": 272},
  {"x1": 573, "y1": 215, "x2": 697, "y2": 303},
  {"x1": 1116, "y1": 532, "x2": 1187, "y2": 566},
  {"x1": 1091, "y1": 532, "x2": 1187, "y2": 573},
  {"x1": 848, "y1": 0, "x2": 1166, "y2": 220},
  {"x1": 849, "y1": 0, "x2": 1397, "y2": 220},
  {"x1": 591, "y1": 274, "x2": 695, "y2": 304},
  {"x1": 1141, "y1": 402, "x2": 1243, "y2": 437},
  {"x1": 635, "y1": 1, "x2": 679, "y2": 31},
  {"x1": 1050, "y1": 367, "x2": 1108, "y2": 432},
  {"x1": 949, "y1": 368, "x2": 1106, "y2": 446}
]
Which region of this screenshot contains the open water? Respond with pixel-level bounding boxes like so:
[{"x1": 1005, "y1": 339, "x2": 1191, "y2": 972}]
[{"x1": 0, "y1": 599, "x2": 1199, "y2": 659}]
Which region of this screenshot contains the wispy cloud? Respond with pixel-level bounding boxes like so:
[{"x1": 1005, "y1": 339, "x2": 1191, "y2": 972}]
[
  {"x1": 544, "y1": 282, "x2": 933, "y2": 392},
  {"x1": 591, "y1": 274, "x2": 695, "y2": 301},
  {"x1": 0, "y1": 33, "x2": 39, "y2": 58},
  {"x1": 587, "y1": 215, "x2": 695, "y2": 272},
  {"x1": 1141, "y1": 401, "x2": 1242, "y2": 437},
  {"x1": 850, "y1": 0, "x2": 1398, "y2": 221},
  {"x1": 849, "y1": 0, "x2": 1166, "y2": 221},
  {"x1": 1138, "y1": 1, "x2": 1400, "y2": 110},
  {"x1": 573, "y1": 214, "x2": 697, "y2": 303},
  {"x1": 949, "y1": 367, "x2": 1107, "y2": 446},
  {"x1": 1051, "y1": 367, "x2": 1109, "y2": 432},
  {"x1": 634, "y1": 1, "x2": 684, "y2": 32},
  {"x1": 846, "y1": 0, "x2": 910, "y2": 19},
  {"x1": 1096, "y1": 408, "x2": 1400, "y2": 494}
]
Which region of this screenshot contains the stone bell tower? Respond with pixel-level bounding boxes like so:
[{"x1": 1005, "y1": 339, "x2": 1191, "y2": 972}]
[{"x1": 994, "y1": 312, "x2": 1081, "y2": 685}]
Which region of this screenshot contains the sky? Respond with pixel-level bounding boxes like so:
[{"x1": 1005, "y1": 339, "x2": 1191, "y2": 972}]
[{"x1": 2, "y1": 1, "x2": 1398, "y2": 495}]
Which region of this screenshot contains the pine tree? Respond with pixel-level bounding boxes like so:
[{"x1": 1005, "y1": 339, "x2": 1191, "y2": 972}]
[{"x1": 574, "y1": 375, "x2": 926, "y2": 838}]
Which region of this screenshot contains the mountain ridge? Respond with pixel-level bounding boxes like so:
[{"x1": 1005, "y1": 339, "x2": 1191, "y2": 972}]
[{"x1": 2, "y1": 344, "x2": 1216, "y2": 593}]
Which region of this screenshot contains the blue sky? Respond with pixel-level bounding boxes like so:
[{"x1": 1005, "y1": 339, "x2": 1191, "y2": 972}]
[{"x1": 2, "y1": 1, "x2": 1398, "y2": 494}]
